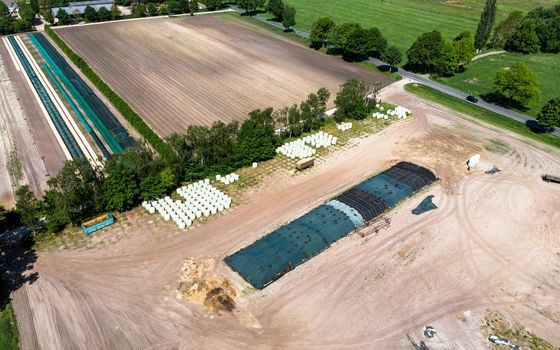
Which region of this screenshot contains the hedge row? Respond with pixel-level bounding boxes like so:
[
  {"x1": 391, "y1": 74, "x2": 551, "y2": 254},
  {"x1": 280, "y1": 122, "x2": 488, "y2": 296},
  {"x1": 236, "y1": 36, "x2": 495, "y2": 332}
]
[{"x1": 44, "y1": 25, "x2": 174, "y2": 160}]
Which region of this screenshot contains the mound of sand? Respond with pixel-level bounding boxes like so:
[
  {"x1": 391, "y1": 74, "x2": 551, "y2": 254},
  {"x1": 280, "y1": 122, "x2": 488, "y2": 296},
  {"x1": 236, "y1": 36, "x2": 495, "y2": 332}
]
[{"x1": 176, "y1": 257, "x2": 237, "y2": 314}]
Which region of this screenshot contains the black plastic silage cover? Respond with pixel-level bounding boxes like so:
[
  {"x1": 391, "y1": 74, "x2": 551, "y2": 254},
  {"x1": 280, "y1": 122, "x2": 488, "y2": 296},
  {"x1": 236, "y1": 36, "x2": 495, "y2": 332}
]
[{"x1": 225, "y1": 162, "x2": 437, "y2": 289}]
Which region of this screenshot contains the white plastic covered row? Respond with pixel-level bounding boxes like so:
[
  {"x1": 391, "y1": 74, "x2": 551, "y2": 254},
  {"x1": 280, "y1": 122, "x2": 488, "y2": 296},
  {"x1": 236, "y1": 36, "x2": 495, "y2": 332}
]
[{"x1": 141, "y1": 179, "x2": 232, "y2": 229}]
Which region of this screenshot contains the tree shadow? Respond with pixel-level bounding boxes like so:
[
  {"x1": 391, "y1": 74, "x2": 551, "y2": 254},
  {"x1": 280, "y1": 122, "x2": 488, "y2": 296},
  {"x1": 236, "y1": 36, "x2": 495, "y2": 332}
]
[
  {"x1": 239, "y1": 9, "x2": 266, "y2": 16},
  {"x1": 0, "y1": 233, "x2": 39, "y2": 310},
  {"x1": 480, "y1": 92, "x2": 530, "y2": 112},
  {"x1": 525, "y1": 120, "x2": 553, "y2": 133}
]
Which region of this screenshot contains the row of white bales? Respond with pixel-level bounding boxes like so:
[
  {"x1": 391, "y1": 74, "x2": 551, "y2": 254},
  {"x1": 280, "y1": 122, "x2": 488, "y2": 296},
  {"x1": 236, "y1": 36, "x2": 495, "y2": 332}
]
[
  {"x1": 142, "y1": 105, "x2": 412, "y2": 228},
  {"x1": 142, "y1": 180, "x2": 231, "y2": 229},
  {"x1": 276, "y1": 105, "x2": 411, "y2": 159}
]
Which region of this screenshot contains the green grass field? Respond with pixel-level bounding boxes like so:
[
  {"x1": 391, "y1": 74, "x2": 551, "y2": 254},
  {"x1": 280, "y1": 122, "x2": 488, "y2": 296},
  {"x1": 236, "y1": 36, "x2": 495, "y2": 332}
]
[
  {"x1": 272, "y1": 0, "x2": 557, "y2": 52},
  {"x1": 438, "y1": 52, "x2": 560, "y2": 117},
  {"x1": 404, "y1": 84, "x2": 560, "y2": 150}
]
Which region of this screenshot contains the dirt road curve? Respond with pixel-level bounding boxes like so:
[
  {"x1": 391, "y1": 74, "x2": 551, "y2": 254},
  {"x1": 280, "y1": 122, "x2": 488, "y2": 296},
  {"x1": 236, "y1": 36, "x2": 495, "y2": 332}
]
[
  {"x1": 55, "y1": 16, "x2": 393, "y2": 136},
  {"x1": 13, "y1": 82, "x2": 560, "y2": 349},
  {"x1": 0, "y1": 43, "x2": 66, "y2": 207}
]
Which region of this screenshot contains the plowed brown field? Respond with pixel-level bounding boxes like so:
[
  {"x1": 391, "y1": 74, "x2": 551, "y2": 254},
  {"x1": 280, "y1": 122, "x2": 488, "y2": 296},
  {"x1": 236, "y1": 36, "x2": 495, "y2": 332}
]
[{"x1": 55, "y1": 16, "x2": 393, "y2": 136}]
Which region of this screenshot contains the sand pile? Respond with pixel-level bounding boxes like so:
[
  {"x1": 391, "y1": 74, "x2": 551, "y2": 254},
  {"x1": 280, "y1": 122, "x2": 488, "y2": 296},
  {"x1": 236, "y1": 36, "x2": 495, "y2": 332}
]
[{"x1": 176, "y1": 258, "x2": 237, "y2": 314}]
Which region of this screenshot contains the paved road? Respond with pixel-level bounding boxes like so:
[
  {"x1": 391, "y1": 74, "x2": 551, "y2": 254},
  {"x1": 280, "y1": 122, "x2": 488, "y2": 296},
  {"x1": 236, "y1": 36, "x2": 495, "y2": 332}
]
[
  {"x1": 228, "y1": 5, "x2": 559, "y2": 137},
  {"x1": 369, "y1": 58, "x2": 560, "y2": 137}
]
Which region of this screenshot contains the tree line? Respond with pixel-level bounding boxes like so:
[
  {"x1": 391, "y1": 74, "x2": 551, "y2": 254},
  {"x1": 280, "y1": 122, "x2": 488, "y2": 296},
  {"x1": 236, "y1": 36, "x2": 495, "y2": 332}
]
[
  {"x1": 487, "y1": 5, "x2": 560, "y2": 54},
  {"x1": 1, "y1": 78, "x2": 380, "y2": 235}
]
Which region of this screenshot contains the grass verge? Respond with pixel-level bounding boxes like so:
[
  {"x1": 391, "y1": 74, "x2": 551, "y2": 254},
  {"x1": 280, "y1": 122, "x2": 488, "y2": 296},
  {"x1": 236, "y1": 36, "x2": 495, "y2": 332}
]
[
  {"x1": 481, "y1": 310, "x2": 556, "y2": 350},
  {"x1": 436, "y1": 52, "x2": 560, "y2": 118},
  {"x1": 404, "y1": 83, "x2": 560, "y2": 150},
  {"x1": 357, "y1": 61, "x2": 402, "y2": 81},
  {"x1": 0, "y1": 304, "x2": 19, "y2": 350}
]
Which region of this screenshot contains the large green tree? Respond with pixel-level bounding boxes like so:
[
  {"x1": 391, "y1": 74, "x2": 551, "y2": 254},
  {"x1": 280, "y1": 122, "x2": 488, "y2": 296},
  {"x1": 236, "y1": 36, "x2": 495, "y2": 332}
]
[
  {"x1": 97, "y1": 6, "x2": 112, "y2": 21},
  {"x1": 474, "y1": 0, "x2": 497, "y2": 50},
  {"x1": 505, "y1": 19, "x2": 541, "y2": 54},
  {"x1": 56, "y1": 8, "x2": 71, "y2": 25},
  {"x1": 15, "y1": 186, "x2": 41, "y2": 231},
  {"x1": 132, "y1": 2, "x2": 146, "y2": 17},
  {"x1": 537, "y1": 97, "x2": 560, "y2": 132},
  {"x1": 30, "y1": 0, "x2": 40, "y2": 15},
  {"x1": 0, "y1": 16, "x2": 12, "y2": 35},
  {"x1": 103, "y1": 164, "x2": 139, "y2": 212},
  {"x1": 365, "y1": 27, "x2": 387, "y2": 58},
  {"x1": 491, "y1": 11, "x2": 524, "y2": 48},
  {"x1": 83, "y1": 5, "x2": 98, "y2": 22},
  {"x1": 139, "y1": 175, "x2": 166, "y2": 201},
  {"x1": 381, "y1": 46, "x2": 402, "y2": 66},
  {"x1": 281, "y1": 5, "x2": 295, "y2": 30},
  {"x1": 43, "y1": 159, "x2": 105, "y2": 231},
  {"x1": 238, "y1": 0, "x2": 265, "y2": 14},
  {"x1": 327, "y1": 22, "x2": 360, "y2": 55},
  {"x1": 310, "y1": 17, "x2": 335, "y2": 49},
  {"x1": 233, "y1": 107, "x2": 280, "y2": 166},
  {"x1": 527, "y1": 5, "x2": 560, "y2": 53},
  {"x1": 342, "y1": 25, "x2": 372, "y2": 61},
  {"x1": 406, "y1": 30, "x2": 449, "y2": 74},
  {"x1": 266, "y1": 0, "x2": 283, "y2": 20},
  {"x1": 494, "y1": 62, "x2": 540, "y2": 107},
  {"x1": 452, "y1": 31, "x2": 476, "y2": 68},
  {"x1": 204, "y1": 0, "x2": 221, "y2": 11},
  {"x1": 334, "y1": 79, "x2": 376, "y2": 121}
]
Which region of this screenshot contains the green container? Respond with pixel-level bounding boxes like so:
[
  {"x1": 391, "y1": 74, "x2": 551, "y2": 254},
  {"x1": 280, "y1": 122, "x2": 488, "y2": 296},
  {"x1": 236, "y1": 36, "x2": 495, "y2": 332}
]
[{"x1": 81, "y1": 213, "x2": 115, "y2": 234}]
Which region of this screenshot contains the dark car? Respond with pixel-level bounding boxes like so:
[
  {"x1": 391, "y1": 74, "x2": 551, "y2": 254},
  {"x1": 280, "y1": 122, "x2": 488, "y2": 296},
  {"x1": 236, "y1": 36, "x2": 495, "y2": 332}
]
[
  {"x1": 378, "y1": 65, "x2": 399, "y2": 73},
  {"x1": 466, "y1": 95, "x2": 478, "y2": 103}
]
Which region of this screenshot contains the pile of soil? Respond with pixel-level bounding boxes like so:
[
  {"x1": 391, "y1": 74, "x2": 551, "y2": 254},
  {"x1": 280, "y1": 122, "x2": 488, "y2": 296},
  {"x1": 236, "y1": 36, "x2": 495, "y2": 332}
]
[{"x1": 176, "y1": 258, "x2": 237, "y2": 314}]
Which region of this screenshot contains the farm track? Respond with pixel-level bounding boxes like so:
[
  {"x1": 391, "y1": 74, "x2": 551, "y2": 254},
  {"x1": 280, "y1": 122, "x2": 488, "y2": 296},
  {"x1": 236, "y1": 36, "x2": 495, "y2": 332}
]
[
  {"x1": 55, "y1": 16, "x2": 393, "y2": 136},
  {"x1": 10, "y1": 81, "x2": 560, "y2": 349}
]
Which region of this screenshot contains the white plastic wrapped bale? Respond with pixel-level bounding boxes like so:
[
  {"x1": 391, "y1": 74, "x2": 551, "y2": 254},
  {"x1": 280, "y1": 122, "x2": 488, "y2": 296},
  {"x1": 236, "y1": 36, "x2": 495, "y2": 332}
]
[
  {"x1": 143, "y1": 182, "x2": 232, "y2": 229},
  {"x1": 336, "y1": 122, "x2": 352, "y2": 131},
  {"x1": 467, "y1": 154, "x2": 480, "y2": 168},
  {"x1": 372, "y1": 112, "x2": 389, "y2": 120},
  {"x1": 385, "y1": 106, "x2": 411, "y2": 119},
  {"x1": 218, "y1": 172, "x2": 240, "y2": 185},
  {"x1": 276, "y1": 139, "x2": 315, "y2": 159},
  {"x1": 276, "y1": 131, "x2": 336, "y2": 159},
  {"x1": 303, "y1": 131, "x2": 336, "y2": 149}
]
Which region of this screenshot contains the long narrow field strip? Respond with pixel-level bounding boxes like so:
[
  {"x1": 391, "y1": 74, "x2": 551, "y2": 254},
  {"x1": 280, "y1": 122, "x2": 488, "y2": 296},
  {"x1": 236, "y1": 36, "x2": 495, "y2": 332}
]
[
  {"x1": 28, "y1": 35, "x2": 112, "y2": 158},
  {"x1": 55, "y1": 16, "x2": 393, "y2": 136},
  {"x1": 30, "y1": 33, "x2": 136, "y2": 153},
  {"x1": 225, "y1": 162, "x2": 437, "y2": 289},
  {"x1": 14, "y1": 36, "x2": 99, "y2": 165},
  {"x1": 6, "y1": 36, "x2": 79, "y2": 160}
]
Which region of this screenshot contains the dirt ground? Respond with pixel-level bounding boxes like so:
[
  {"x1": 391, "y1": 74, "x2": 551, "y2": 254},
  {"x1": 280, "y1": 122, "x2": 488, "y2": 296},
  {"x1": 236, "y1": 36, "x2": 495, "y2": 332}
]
[
  {"x1": 0, "y1": 41, "x2": 66, "y2": 208},
  {"x1": 11, "y1": 81, "x2": 560, "y2": 349},
  {"x1": 55, "y1": 15, "x2": 393, "y2": 136}
]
